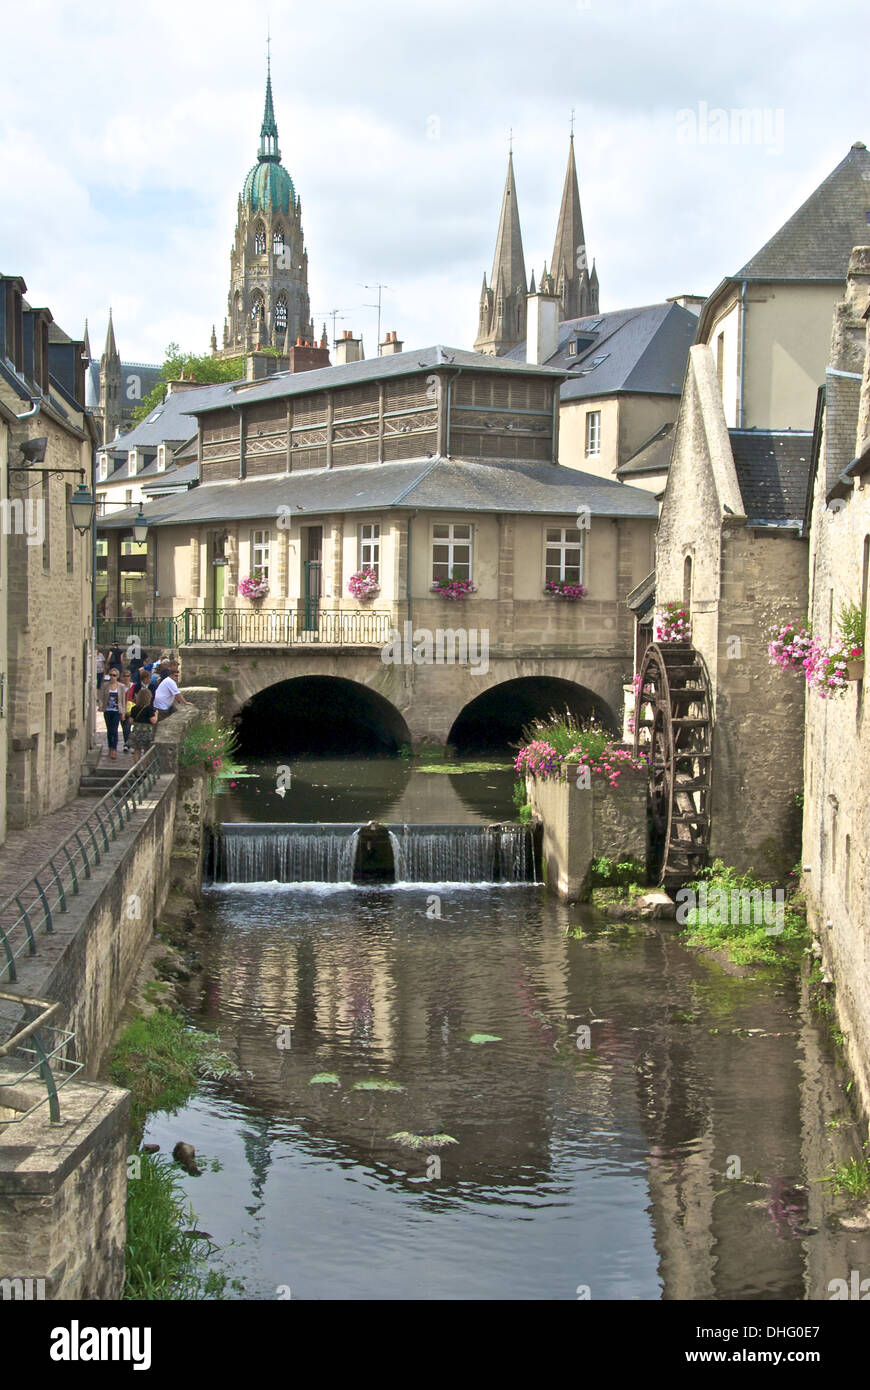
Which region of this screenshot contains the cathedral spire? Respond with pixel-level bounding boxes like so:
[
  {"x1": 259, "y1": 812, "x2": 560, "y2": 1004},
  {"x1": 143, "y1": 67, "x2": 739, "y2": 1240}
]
[
  {"x1": 550, "y1": 133, "x2": 598, "y2": 319},
  {"x1": 259, "y1": 51, "x2": 280, "y2": 162},
  {"x1": 103, "y1": 307, "x2": 118, "y2": 362},
  {"x1": 490, "y1": 151, "x2": 526, "y2": 302}
]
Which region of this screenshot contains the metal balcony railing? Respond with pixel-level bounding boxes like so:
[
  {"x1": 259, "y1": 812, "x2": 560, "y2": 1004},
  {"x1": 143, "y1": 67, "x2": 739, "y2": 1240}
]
[{"x1": 178, "y1": 607, "x2": 393, "y2": 646}]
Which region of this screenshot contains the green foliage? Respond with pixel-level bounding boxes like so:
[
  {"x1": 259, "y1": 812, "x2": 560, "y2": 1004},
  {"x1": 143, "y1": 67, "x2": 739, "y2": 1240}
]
[
  {"x1": 109, "y1": 1009, "x2": 233, "y2": 1137},
  {"x1": 389, "y1": 1132, "x2": 458, "y2": 1150},
  {"x1": 123, "y1": 1152, "x2": 233, "y2": 1300},
  {"x1": 822, "y1": 1156, "x2": 870, "y2": 1198},
  {"x1": 309, "y1": 1072, "x2": 340, "y2": 1085},
  {"x1": 179, "y1": 718, "x2": 240, "y2": 782},
  {"x1": 132, "y1": 344, "x2": 245, "y2": 422},
  {"x1": 352, "y1": 1078, "x2": 404, "y2": 1091},
  {"x1": 468, "y1": 1033, "x2": 501, "y2": 1044},
  {"x1": 838, "y1": 601, "x2": 866, "y2": 650},
  {"x1": 679, "y1": 859, "x2": 808, "y2": 967},
  {"x1": 520, "y1": 710, "x2": 610, "y2": 761},
  {"x1": 588, "y1": 856, "x2": 646, "y2": 889}
]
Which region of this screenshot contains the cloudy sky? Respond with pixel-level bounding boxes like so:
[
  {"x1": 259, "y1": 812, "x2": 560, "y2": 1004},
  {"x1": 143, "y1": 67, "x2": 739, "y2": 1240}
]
[{"x1": 1, "y1": 0, "x2": 866, "y2": 365}]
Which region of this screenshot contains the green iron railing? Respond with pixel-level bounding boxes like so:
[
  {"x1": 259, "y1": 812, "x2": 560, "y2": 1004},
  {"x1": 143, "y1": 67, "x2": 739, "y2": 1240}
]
[
  {"x1": 97, "y1": 616, "x2": 181, "y2": 651},
  {"x1": 178, "y1": 607, "x2": 392, "y2": 645}
]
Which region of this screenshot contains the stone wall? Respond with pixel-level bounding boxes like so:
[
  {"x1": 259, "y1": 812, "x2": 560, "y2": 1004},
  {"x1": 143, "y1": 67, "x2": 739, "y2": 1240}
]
[
  {"x1": 526, "y1": 767, "x2": 647, "y2": 900},
  {"x1": 0, "y1": 1080, "x2": 129, "y2": 1299},
  {"x1": 802, "y1": 248, "x2": 870, "y2": 1120}
]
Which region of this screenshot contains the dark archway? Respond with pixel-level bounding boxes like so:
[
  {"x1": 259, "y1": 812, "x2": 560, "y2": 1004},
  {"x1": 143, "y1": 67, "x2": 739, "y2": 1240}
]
[
  {"x1": 234, "y1": 676, "x2": 411, "y2": 756},
  {"x1": 448, "y1": 676, "x2": 617, "y2": 754}
]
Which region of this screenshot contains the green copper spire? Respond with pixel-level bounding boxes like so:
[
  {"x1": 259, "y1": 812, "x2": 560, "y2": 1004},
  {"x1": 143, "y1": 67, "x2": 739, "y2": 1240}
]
[{"x1": 259, "y1": 53, "x2": 280, "y2": 163}]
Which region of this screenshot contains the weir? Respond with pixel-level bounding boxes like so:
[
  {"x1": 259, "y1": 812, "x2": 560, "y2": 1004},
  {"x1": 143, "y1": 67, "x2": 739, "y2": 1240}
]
[{"x1": 209, "y1": 822, "x2": 537, "y2": 885}]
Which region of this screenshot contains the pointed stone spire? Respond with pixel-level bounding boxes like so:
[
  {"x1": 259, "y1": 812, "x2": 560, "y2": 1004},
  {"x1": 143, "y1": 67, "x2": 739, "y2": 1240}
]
[
  {"x1": 551, "y1": 134, "x2": 595, "y2": 320},
  {"x1": 474, "y1": 151, "x2": 528, "y2": 354},
  {"x1": 103, "y1": 307, "x2": 118, "y2": 362},
  {"x1": 82, "y1": 318, "x2": 92, "y2": 359},
  {"x1": 490, "y1": 151, "x2": 526, "y2": 300},
  {"x1": 259, "y1": 50, "x2": 280, "y2": 162},
  {"x1": 529, "y1": 268, "x2": 536, "y2": 295},
  {"x1": 210, "y1": 324, "x2": 218, "y2": 354}
]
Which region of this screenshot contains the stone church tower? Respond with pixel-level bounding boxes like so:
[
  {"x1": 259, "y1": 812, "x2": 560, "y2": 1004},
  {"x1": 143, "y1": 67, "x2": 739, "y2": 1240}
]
[
  {"x1": 474, "y1": 152, "x2": 528, "y2": 356},
  {"x1": 217, "y1": 59, "x2": 313, "y2": 357},
  {"x1": 475, "y1": 135, "x2": 599, "y2": 357},
  {"x1": 99, "y1": 308, "x2": 121, "y2": 445}
]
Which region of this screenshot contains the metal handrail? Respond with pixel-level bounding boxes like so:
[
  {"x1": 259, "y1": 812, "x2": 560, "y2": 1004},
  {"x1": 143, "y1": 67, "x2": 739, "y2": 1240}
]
[
  {"x1": 0, "y1": 745, "x2": 165, "y2": 986},
  {"x1": 178, "y1": 606, "x2": 392, "y2": 645},
  {"x1": 0, "y1": 992, "x2": 82, "y2": 1125}
]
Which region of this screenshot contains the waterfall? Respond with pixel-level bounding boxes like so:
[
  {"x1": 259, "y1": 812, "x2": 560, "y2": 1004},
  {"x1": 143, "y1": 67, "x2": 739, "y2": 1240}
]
[
  {"x1": 388, "y1": 825, "x2": 535, "y2": 885},
  {"x1": 213, "y1": 824, "x2": 360, "y2": 884}
]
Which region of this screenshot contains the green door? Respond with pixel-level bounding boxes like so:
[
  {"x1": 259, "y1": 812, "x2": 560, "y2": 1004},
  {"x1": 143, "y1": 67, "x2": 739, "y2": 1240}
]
[{"x1": 303, "y1": 527, "x2": 322, "y2": 633}]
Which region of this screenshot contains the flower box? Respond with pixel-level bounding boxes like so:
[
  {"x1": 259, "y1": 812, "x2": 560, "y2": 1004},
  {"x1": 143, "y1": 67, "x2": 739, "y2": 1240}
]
[
  {"x1": 545, "y1": 580, "x2": 587, "y2": 600},
  {"x1": 348, "y1": 569, "x2": 380, "y2": 601},
  {"x1": 238, "y1": 568, "x2": 269, "y2": 600},
  {"x1": 431, "y1": 578, "x2": 476, "y2": 600}
]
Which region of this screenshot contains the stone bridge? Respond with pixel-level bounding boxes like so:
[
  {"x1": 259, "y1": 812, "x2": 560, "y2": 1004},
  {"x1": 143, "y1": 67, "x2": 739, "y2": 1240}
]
[{"x1": 178, "y1": 640, "x2": 630, "y2": 750}]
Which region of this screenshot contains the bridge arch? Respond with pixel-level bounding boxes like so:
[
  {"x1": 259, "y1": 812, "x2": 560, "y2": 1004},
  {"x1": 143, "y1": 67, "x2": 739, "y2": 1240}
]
[
  {"x1": 448, "y1": 675, "x2": 618, "y2": 754},
  {"x1": 233, "y1": 675, "x2": 412, "y2": 756}
]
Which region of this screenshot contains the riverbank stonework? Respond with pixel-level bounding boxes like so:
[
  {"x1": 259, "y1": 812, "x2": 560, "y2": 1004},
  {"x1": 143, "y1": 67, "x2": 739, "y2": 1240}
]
[
  {"x1": 526, "y1": 767, "x2": 647, "y2": 900},
  {"x1": 802, "y1": 247, "x2": 870, "y2": 1122}
]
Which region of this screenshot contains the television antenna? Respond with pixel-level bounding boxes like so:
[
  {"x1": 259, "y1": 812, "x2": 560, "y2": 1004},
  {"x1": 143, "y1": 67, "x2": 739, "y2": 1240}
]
[{"x1": 363, "y1": 283, "x2": 392, "y2": 355}]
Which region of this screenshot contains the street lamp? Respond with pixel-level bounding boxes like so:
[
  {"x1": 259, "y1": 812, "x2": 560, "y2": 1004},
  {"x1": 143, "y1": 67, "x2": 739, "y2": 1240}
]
[
  {"x1": 132, "y1": 505, "x2": 149, "y2": 544},
  {"x1": 69, "y1": 480, "x2": 97, "y2": 534}
]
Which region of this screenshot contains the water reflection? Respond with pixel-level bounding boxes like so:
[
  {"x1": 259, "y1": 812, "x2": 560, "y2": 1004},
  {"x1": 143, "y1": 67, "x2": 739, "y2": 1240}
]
[{"x1": 143, "y1": 888, "x2": 870, "y2": 1301}]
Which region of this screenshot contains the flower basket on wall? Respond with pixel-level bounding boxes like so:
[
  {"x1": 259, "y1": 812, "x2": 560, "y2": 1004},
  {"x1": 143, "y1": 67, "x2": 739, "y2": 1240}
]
[
  {"x1": 845, "y1": 659, "x2": 865, "y2": 682},
  {"x1": 431, "y1": 578, "x2": 476, "y2": 600},
  {"x1": 238, "y1": 569, "x2": 269, "y2": 602},
  {"x1": 545, "y1": 580, "x2": 587, "y2": 600},
  {"x1": 654, "y1": 602, "x2": 692, "y2": 643},
  {"x1": 348, "y1": 568, "x2": 380, "y2": 601}
]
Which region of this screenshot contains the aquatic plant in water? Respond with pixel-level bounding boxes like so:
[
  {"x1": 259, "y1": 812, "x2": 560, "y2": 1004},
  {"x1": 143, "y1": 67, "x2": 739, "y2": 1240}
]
[
  {"x1": 352, "y1": 1079, "x2": 405, "y2": 1091},
  {"x1": 389, "y1": 1132, "x2": 458, "y2": 1150},
  {"x1": 468, "y1": 1033, "x2": 502, "y2": 1044},
  {"x1": 309, "y1": 1073, "x2": 340, "y2": 1085}
]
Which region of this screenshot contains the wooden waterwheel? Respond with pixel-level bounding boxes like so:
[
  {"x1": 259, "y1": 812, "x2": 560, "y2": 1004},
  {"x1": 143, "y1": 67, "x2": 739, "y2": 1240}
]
[{"x1": 632, "y1": 642, "x2": 712, "y2": 888}]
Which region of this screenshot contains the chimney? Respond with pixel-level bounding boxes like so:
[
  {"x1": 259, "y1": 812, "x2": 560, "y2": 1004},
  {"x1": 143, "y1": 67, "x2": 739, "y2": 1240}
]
[
  {"x1": 334, "y1": 329, "x2": 364, "y2": 365},
  {"x1": 289, "y1": 339, "x2": 331, "y2": 373},
  {"x1": 165, "y1": 377, "x2": 204, "y2": 395},
  {"x1": 526, "y1": 290, "x2": 560, "y2": 366},
  {"x1": 379, "y1": 329, "x2": 404, "y2": 355},
  {"x1": 667, "y1": 293, "x2": 707, "y2": 317}
]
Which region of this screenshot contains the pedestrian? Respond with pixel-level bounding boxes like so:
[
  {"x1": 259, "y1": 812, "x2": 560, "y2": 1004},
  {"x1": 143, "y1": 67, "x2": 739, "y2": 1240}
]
[
  {"x1": 99, "y1": 667, "x2": 124, "y2": 759},
  {"x1": 121, "y1": 676, "x2": 137, "y2": 753},
  {"x1": 107, "y1": 643, "x2": 124, "y2": 676},
  {"x1": 128, "y1": 645, "x2": 147, "y2": 683},
  {"x1": 129, "y1": 683, "x2": 158, "y2": 761},
  {"x1": 95, "y1": 649, "x2": 105, "y2": 692},
  {"x1": 153, "y1": 661, "x2": 190, "y2": 721}
]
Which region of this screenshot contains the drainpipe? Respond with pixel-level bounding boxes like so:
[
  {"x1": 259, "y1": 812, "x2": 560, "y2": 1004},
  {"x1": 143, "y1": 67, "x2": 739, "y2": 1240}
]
[
  {"x1": 406, "y1": 509, "x2": 417, "y2": 627},
  {"x1": 15, "y1": 396, "x2": 43, "y2": 420},
  {"x1": 738, "y1": 281, "x2": 747, "y2": 428}
]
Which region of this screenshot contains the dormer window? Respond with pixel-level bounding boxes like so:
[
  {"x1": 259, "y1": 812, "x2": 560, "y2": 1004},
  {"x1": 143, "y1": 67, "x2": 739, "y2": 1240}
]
[
  {"x1": 157, "y1": 444, "x2": 166, "y2": 473},
  {"x1": 97, "y1": 455, "x2": 108, "y2": 483},
  {"x1": 128, "y1": 450, "x2": 137, "y2": 477},
  {"x1": 568, "y1": 340, "x2": 577, "y2": 356}
]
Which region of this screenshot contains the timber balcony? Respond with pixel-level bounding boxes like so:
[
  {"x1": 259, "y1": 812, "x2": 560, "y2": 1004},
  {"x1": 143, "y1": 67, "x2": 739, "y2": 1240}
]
[{"x1": 98, "y1": 608, "x2": 394, "y2": 649}]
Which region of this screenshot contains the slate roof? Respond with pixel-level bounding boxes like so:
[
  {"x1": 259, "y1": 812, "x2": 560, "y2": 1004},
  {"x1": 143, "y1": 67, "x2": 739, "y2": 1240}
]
[
  {"x1": 142, "y1": 462, "x2": 199, "y2": 495},
  {"x1": 99, "y1": 382, "x2": 229, "y2": 463},
  {"x1": 734, "y1": 143, "x2": 870, "y2": 282},
  {"x1": 504, "y1": 303, "x2": 696, "y2": 401},
  {"x1": 617, "y1": 423, "x2": 675, "y2": 477},
  {"x1": 187, "y1": 345, "x2": 566, "y2": 416},
  {"x1": 626, "y1": 571, "x2": 655, "y2": 618},
  {"x1": 97, "y1": 456, "x2": 658, "y2": 530},
  {"x1": 728, "y1": 429, "x2": 813, "y2": 526}
]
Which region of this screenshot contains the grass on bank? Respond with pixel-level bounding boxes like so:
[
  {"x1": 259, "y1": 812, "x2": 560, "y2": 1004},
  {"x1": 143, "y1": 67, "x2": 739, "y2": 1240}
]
[
  {"x1": 109, "y1": 1008, "x2": 234, "y2": 1138},
  {"x1": 679, "y1": 860, "x2": 807, "y2": 966},
  {"x1": 109, "y1": 1009, "x2": 237, "y2": 1300}
]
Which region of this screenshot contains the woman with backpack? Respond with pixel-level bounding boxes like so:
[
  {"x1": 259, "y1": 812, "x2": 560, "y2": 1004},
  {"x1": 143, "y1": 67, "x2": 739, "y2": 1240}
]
[{"x1": 129, "y1": 683, "x2": 159, "y2": 762}]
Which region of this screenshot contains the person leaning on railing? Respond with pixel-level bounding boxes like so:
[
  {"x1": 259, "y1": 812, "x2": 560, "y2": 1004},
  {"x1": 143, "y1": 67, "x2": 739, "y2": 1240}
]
[
  {"x1": 153, "y1": 661, "x2": 190, "y2": 721},
  {"x1": 129, "y1": 683, "x2": 158, "y2": 761}
]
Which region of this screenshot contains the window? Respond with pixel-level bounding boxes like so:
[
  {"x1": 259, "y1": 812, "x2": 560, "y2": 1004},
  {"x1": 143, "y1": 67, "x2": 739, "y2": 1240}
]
[
  {"x1": 275, "y1": 295, "x2": 288, "y2": 334},
  {"x1": 585, "y1": 410, "x2": 601, "y2": 456},
  {"x1": 254, "y1": 221, "x2": 266, "y2": 254},
  {"x1": 568, "y1": 340, "x2": 577, "y2": 356},
  {"x1": 432, "y1": 522, "x2": 472, "y2": 583},
  {"x1": 46, "y1": 647, "x2": 52, "y2": 679},
  {"x1": 545, "y1": 527, "x2": 584, "y2": 585},
  {"x1": 157, "y1": 444, "x2": 166, "y2": 473},
  {"x1": 250, "y1": 294, "x2": 265, "y2": 325},
  {"x1": 251, "y1": 528, "x2": 271, "y2": 580},
  {"x1": 97, "y1": 455, "x2": 108, "y2": 482},
  {"x1": 716, "y1": 332, "x2": 725, "y2": 392},
  {"x1": 65, "y1": 484, "x2": 74, "y2": 572},
  {"x1": 359, "y1": 523, "x2": 380, "y2": 580},
  {"x1": 42, "y1": 475, "x2": 50, "y2": 570},
  {"x1": 683, "y1": 555, "x2": 693, "y2": 613},
  {"x1": 128, "y1": 451, "x2": 137, "y2": 476},
  {"x1": 273, "y1": 227, "x2": 285, "y2": 255}
]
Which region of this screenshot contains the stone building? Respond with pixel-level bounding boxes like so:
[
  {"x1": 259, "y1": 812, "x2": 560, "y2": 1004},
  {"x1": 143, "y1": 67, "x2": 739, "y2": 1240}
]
[
  {"x1": 653, "y1": 343, "x2": 811, "y2": 877},
  {"x1": 0, "y1": 273, "x2": 97, "y2": 833},
  {"x1": 506, "y1": 296, "x2": 697, "y2": 487},
  {"x1": 98, "y1": 345, "x2": 658, "y2": 749},
  {"x1": 214, "y1": 58, "x2": 313, "y2": 358},
  {"x1": 475, "y1": 136, "x2": 599, "y2": 356},
  {"x1": 697, "y1": 142, "x2": 870, "y2": 431},
  {"x1": 802, "y1": 246, "x2": 870, "y2": 1119},
  {"x1": 85, "y1": 313, "x2": 161, "y2": 447}
]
